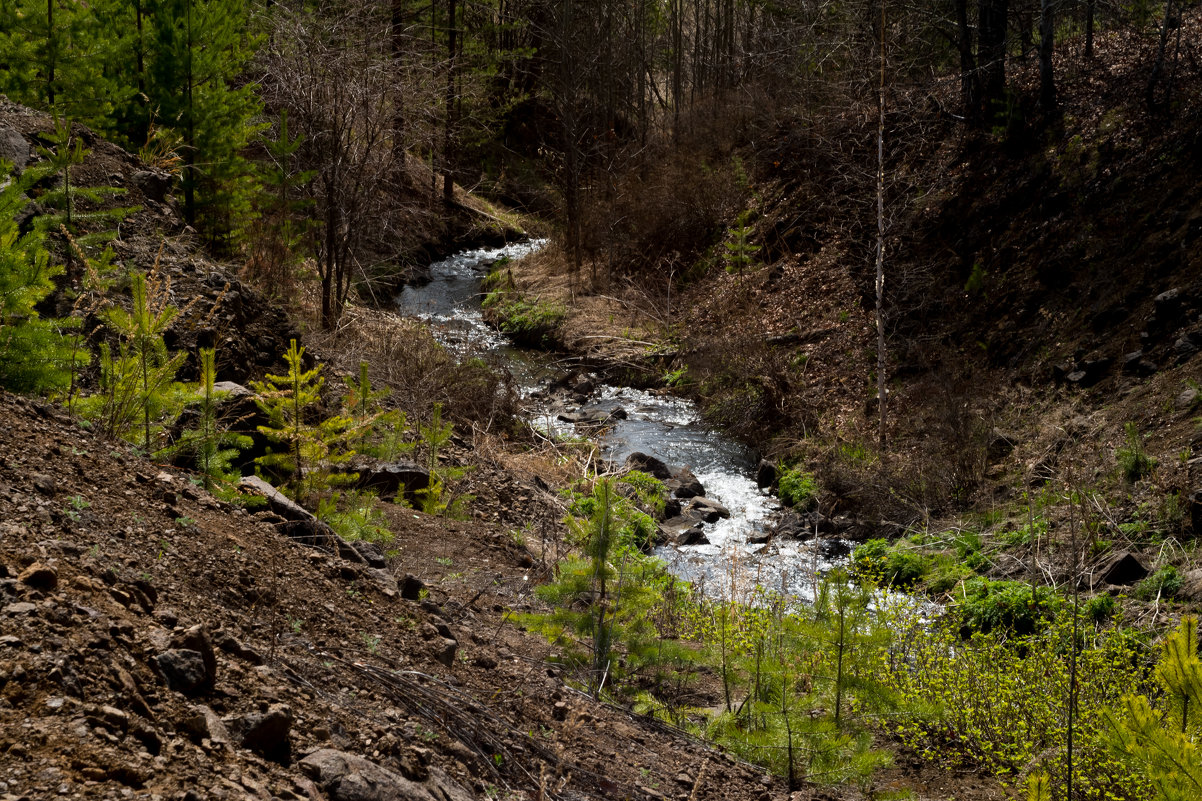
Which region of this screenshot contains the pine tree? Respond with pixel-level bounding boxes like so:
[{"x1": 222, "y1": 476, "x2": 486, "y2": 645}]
[
  {"x1": 174, "y1": 347, "x2": 251, "y2": 496},
  {"x1": 0, "y1": 0, "x2": 127, "y2": 124},
  {"x1": 146, "y1": 0, "x2": 261, "y2": 242},
  {"x1": 0, "y1": 162, "x2": 81, "y2": 394},
  {"x1": 1108, "y1": 616, "x2": 1202, "y2": 800},
  {"x1": 79, "y1": 265, "x2": 189, "y2": 451},
  {"x1": 251, "y1": 339, "x2": 355, "y2": 504}
]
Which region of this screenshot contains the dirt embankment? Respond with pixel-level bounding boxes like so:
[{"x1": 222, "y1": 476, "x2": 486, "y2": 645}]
[{"x1": 0, "y1": 386, "x2": 839, "y2": 801}]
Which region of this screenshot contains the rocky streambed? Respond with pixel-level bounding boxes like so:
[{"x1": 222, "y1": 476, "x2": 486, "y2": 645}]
[{"x1": 396, "y1": 241, "x2": 855, "y2": 602}]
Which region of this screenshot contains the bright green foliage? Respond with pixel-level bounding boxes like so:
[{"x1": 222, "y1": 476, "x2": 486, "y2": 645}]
[
  {"x1": 33, "y1": 120, "x2": 137, "y2": 249},
  {"x1": 317, "y1": 490, "x2": 394, "y2": 546},
  {"x1": 952, "y1": 577, "x2": 1063, "y2": 636},
  {"x1": 0, "y1": 0, "x2": 128, "y2": 122},
  {"x1": 618, "y1": 470, "x2": 667, "y2": 518},
  {"x1": 0, "y1": 0, "x2": 262, "y2": 244},
  {"x1": 1002, "y1": 514, "x2": 1048, "y2": 547},
  {"x1": 251, "y1": 339, "x2": 356, "y2": 503},
  {"x1": 1107, "y1": 617, "x2": 1202, "y2": 801},
  {"x1": 343, "y1": 361, "x2": 412, "y2": 463},
  {"x1": 0, "y1": 165, "x2": 80, "y2": 393},
  {"x1": 878, "y1": 600, "x2": 1150, "y2": 800},
  {"x1": 566, "y1": 478, "x2": 657, "y2": 551},
  {"x1": 78, "y1": 270, "x2": 189, "y2": 450},
  {"x1": 1118, "y1": 422, "x2": 1156, "y2": 483},
  {"x1": 723, "y1": 210, "x2": 757, "y2": 277},
  {"x1": 1026, "y1": 772, "x2": 1052, "y2": 801},
  {"x1": 172, "y1": 347, "x2": 251, "y2": 499},
  {"x1": 525, "y1": 477, "x2": 681, "y2": 697},
  {"x1": 1135, "y1": 565, "x2": 1183, "y2": 602},
  {"x1": 482, "y1": 275, "x2": 565, "y2": 348},
  {"x1": 146, "y1": 0, "x2": 261, "y2": 238},
  {"x1": 414, "y1": 403, "x2": 473, "y2": 518},
  {"x1": 851, "y1": 539, "x2": 928, "y2": 588},
  {"x1": 684, "y1": 576, "x2": 893, "y2": 788},
  {"x1": 777, "y1": 466, "x2": 818, "y2": 510}
]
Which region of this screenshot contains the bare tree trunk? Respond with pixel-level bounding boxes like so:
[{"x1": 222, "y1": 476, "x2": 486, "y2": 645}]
[
  {"x1": 442, "y1": 0, "x2": 457, "y2": 205},
  {"x1": 978, "y1": 0, "x2": 1007, "y2": 119},
  {"x1": 875, "y1": 0, "x2": 887, "y2": 451},
  {"x1": 1084, "y1": 0, "x2": 1095, "y2": 58},
  {"x1": 955, "y1": 0, "x2": 980, "y2": 124},
  {"x1": 1147, "y1": 0, "x2": 1178, "y2": 116},
  {"x1": 1039, "y1": 0, "x2": 1057, "y2": 115}
]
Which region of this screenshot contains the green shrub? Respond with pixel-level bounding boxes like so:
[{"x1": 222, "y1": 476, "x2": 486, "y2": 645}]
[
  {"x1": 317, "y1": 490, "x2": 394, "y2": 545},
  {"x1": 1085, "y1": 593, "x2": 1118, "y2": 623},
  {"x1": 926, "y1": 554, "x2": 974, "y2": 594},
  {"x1": 953, "y1": 577, "x2": 1063, "y2": 637},
  {"x1": 1134, "y1": 565, "x2": 1182, "y2": 601},
  {"x1": 482, "y1": 281, "x2": 565, "y2": 348},
  {"x1": 619, "y1": 470, "x2": 667, "y2": 517},
  {"x1": 777, "y1": 467, "x2": 818, "y2": 510},
  {"x1": 1117, "y1": 422, "x2": 1156, "y2": 483},
  {"x1": 851, "y1": 539, "x2": 929, "y2": 588},
  {"x1": 1002, "y1": 515, "x2": 1048, "y2": 547}
]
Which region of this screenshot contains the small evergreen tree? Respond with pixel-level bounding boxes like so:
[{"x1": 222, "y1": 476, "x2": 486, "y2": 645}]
[
  {"x1": 147, "y1": 0, "x2": 261, "y2": 243},
  {"x1": 173, "y1": 347, "x2": 251, "y2": 498},
  {"x1": 251, "y1": 339, "x2": 355, "y2": 503},
  {"x1": 0, "y1": 162, "x2": 82, "y2": 393},
  {"x1": 79, "y1": 265, "x2": 190, "y2": 451},
  {"x1": 413, "y1": 402, "x2": 471, "y2": 516},
  {"x1": 343, "y1": 361, "x2": 411, "y2": 463},
  {"x1": 1107, "y1": 616, "x2": 1202, "y2": 800},
  {"x1": 724, "y1": 211, "x2": 757, "y2": 279}
]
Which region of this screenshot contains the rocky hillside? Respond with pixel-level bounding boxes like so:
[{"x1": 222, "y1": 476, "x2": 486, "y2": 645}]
[{"x1": 0, "y1": 387, "x2": 826, "y2": 801}]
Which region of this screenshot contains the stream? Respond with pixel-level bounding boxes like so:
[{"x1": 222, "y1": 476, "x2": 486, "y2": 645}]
[{"x1": 396, "y1": 241, "x2": 847, "y2": 602}]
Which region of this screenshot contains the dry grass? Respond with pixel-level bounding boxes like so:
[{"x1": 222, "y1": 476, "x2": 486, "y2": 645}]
[{"x1": 296, "y1": 285, "x2": 519, "y2": 431}]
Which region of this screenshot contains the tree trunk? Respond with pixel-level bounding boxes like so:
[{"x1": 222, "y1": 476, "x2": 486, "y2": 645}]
[
  {"x1": 1039, "y1": 0, "x2": 1056, "y2": 115},
  {"x1": 955, "y1": 0, "x2": 980, "y2": 124},
  {"x1": 1084, "y1": 0, "x2": 1095, "y2": 58},
  {"x1": 978, "y1": 0, "x2": 1007, "y2": 119},
  {"x1": 442, "y1": 0, "x2": 456, "y2": 206},
  {"x1": 875, "y1": 0, "x2": 887, "y2": 451}
]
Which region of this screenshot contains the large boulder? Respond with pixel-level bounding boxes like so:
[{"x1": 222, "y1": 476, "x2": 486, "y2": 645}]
[
  {"x1": 299, "y1": 749, "x2": 472, "y2": 801},
  {"x1": 666, "y1": 466, "x2": 704, "y2": 499},
  {"x1": 624, "y1": 452, "x2": 672, "y2": 481},
  {"x1": 240, "y1": 475, "x2": 311, "y2": 522},
  {"x1": 350, "y1": 459, "x2": 431, "y2": 502},
  {"x1": 230, "y1": 703, "x2": 293, "y2": 762},
  {"x1": 0, "y1": 126, "x2": 29, "y2": 172},
  {"x1": 755, "y1": 460, "x2": 777, "y2": 489},
  {"x1": 1097, "y1": 551, "x2": 1149, "y2": 586},
  {"x1": 659, "y1": 518, "x2": 708, "y2": 546},
  {"x1": 683, "y1": 497, "x2": 731, "y2": 524}
]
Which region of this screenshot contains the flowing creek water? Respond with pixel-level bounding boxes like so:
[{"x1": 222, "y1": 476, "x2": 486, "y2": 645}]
[{"x1": 396, "y1": 241, "x2": 848, "y2": 602}]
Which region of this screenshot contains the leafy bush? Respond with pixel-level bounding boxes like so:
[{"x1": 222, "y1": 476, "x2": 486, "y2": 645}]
[
  {"x1": 952, "y1": 577, "x2": 1063, "y2": 636},
  {"x1": 1085, "y1": 593, "x2": 1118, "y2": 623},
  {"x1": 317, "y1": 490, "x2": 394, "y2": 545},
  {"x1": 777, "y1": 467, "x2": 818, "y2": 510},
  {"x1": 482, "y1": 279, "x2": 564, "y2": 348},
  {"x1": 879, "y1": 600, "x2": 1151, "y2": 801},
  {"x1": 851, "y1": 539, "x2": 928, "y2": 588},
  {"x1": 1134, "y1": 565, "x2": 1182, "y2": 601},
  {"x1": 1117, "y1": 422, "x2": 1156, "y2": 483},
  {"x1": 619, "y1": 470, "x2": 668, "y2": 517},
  {"x1": 925, "y1": 554, "x2": 974, "y2": 594}
]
